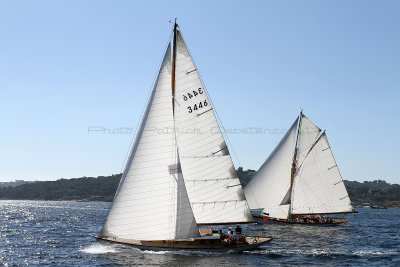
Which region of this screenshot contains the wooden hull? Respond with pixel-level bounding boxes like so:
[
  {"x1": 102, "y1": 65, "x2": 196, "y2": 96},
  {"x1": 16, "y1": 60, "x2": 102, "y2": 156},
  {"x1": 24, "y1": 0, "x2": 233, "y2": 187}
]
[
  {"x1": 253, "y1": 214, "x2": 349, "y2": 225},
  {"x1": 96, "y1": 235, "x2": 273, "y2": 252}
]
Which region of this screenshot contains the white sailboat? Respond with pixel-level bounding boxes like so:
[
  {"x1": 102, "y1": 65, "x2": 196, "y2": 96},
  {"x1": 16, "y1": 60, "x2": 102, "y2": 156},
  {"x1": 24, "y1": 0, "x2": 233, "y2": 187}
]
[
  {"x1": 244, "y1": 111, "x2": 356, "y2": 224},
  {"x1": 96, "y1": 21, "x2": 272, "y2": 250}
]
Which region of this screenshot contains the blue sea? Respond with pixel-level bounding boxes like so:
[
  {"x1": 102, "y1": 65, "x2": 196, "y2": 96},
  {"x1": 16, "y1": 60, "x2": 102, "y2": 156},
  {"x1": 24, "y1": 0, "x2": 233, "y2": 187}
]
[{"x1": 1, "y1": 200, "x2": 399, "y2": 266}]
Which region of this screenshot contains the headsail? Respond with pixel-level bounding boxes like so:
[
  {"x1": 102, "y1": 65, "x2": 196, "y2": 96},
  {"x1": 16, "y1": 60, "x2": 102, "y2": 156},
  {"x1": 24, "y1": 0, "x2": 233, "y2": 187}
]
[
  {"x1": 291, "y1": 132, "x2": 353, "y2": 214},
  {"x1": 244, "y1": 118, "x2": 299, "y2": 220},
  {"x1": 173, "y1": 30, "x2": 253, "y2": 225},
  {"x1": 101, "y1": 44, "x2": 199, "y2": 241}
]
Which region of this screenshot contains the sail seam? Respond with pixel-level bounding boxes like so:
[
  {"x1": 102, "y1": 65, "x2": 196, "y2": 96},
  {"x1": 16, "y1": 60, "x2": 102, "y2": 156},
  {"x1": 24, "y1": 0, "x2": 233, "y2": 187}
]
[
  {"x1": 191, "y1": 200, "x2": 244, "y2": 204},
  {"x1": 185, "y1": 177, "x2": 237, "y2": 182}
]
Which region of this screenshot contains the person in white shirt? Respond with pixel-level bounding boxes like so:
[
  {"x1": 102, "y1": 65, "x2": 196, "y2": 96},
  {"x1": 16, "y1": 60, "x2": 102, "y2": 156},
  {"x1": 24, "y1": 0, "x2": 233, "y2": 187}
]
[{"x1": 227, "y1": 227, "x2": 235, "y2": 242}]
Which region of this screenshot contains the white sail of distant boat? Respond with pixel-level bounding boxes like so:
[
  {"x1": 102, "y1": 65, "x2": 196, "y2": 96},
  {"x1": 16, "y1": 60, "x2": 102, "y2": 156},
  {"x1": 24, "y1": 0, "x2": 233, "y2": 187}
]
[
  {"x1": 97, "y1": 21, "x2": 269, "y2": 250},
  {"x1": 244, "y1": 112, "x2": 354, "y2": 222}
]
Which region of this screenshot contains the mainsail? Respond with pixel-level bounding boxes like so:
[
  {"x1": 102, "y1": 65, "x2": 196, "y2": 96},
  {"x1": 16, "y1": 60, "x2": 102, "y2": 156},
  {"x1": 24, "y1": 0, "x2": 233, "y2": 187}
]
[
  {"x1": 174, "y1": 31, "x2": 253, "y2": 225},
  {"x1": 244, "y1": 112, "x2": 354, "y2": 220},
  {"x1": 101, "y1": 44, "x2": 199, "y2": 241}
]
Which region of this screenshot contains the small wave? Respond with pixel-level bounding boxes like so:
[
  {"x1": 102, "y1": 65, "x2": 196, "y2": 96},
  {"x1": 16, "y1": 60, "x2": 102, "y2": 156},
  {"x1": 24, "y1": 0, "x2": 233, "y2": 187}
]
[
  {"x1": 245, "y1": 248, "x2": 399, "y2": 257},
  {"x1": 140, "y1": 250, "x2": 168, "y2": 255},
  {"x1": 80, "y1": 244, "x2": 118, "y2": 254},
  {"x1": 352, "y1": 250, "x2": 398, "y2": 256}
]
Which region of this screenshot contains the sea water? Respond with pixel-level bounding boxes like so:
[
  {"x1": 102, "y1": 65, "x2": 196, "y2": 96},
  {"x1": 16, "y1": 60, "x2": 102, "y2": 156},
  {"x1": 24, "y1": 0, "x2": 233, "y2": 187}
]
[{"x1": 0, "y1": 200, "x2": 399, "y2": 266}]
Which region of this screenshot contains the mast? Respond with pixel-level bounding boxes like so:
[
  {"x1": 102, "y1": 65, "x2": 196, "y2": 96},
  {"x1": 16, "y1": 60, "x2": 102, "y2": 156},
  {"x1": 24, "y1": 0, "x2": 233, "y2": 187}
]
[
  {"x1": 171, "y1": 18, "x2": 178, "y2": 112},
  {"x1": 288, "y1": 111, "x2": 302, "y2": 219}
]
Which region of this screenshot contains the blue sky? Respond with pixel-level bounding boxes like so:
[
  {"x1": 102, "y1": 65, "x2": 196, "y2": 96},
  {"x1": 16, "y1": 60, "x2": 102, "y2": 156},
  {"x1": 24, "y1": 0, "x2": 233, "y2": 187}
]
[{"x1": 0, "y1": 1, "x2": 399, "y2": 183}]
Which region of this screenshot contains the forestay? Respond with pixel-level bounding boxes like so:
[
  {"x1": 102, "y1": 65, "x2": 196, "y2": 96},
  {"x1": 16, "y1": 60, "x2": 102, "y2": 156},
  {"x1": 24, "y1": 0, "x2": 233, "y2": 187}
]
[
  {"x1": 291, "y1": 133, "x2": 353, "y2": 214},
  {"x1": 101, "y1": 44, "x2": 200, "y2": 240},
  {"x1": 173, "y1": 31, "x2": 253, "y2": 224},
  {"x1": 244, "y1": 118, "x2": 299, "y2": 220}
]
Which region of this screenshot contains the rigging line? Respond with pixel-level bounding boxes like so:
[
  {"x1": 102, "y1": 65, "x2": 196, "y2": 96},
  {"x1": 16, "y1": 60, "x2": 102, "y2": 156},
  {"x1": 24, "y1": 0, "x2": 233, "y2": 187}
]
[
  {"x1": 119, "y1": 30, "x2": 174, "y2": 174},
  {"x1": 176, "y1": 25, "x2": 242, "y2": 168}
]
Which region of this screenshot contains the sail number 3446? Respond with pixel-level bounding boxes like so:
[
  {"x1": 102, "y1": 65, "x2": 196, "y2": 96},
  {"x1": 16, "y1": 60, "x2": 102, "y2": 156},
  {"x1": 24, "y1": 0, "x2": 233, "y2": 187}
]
[{"x1": 183, "y1": 88, "x2": 208, "y2": 113}]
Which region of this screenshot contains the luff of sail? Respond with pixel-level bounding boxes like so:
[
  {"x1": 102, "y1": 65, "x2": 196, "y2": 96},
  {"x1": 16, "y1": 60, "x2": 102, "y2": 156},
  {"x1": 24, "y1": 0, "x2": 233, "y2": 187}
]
[
  {"x1": 173, "y1": 30, "x2": 253, "y2": 225},
  {"x1": 291, "y1": 132, "x2": 353, "y2": 215},
  {"x1": 101, "y1": 44, "x2": 200, "y2": 241},
  {"x1": 244, "y1": 118, "x2": 299, "y2": 220}
]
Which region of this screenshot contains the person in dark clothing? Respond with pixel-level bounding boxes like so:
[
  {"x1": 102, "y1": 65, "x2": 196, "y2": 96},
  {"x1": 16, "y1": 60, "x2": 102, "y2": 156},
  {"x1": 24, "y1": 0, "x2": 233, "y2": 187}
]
[
  {"x1": 219, "y1": 229, "x2": 224, "y2": 240},
  {"x1": 235, "y1": 224, "x2": 242, "y2": 242}
]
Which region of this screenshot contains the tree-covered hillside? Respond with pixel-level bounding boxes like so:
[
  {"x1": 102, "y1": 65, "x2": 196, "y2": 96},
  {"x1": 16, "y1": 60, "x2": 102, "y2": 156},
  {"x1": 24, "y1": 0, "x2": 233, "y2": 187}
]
[
  {"x1": 0, "y1": 174, "x2": 121, "y2": 202},
  {"x1": 345, "y1": 180, "x2": 400, "y2": 207},
  {"x1": 0, "y1": 171, "x2": 398, "y2": 207}
]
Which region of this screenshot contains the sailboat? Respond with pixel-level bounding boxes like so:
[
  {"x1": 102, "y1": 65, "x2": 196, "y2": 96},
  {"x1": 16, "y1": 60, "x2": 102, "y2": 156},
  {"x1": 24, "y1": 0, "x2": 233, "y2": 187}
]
[
  {"x1": 244, "y1": 111, "x2": 356, "y2": 224},
  {"x1": 96, "y1": 21, "x2": 273, "y2": 251}
]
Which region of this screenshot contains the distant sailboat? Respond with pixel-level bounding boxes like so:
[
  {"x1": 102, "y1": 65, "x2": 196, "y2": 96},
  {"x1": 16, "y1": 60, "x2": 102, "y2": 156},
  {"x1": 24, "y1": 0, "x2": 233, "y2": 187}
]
[
  {"x1": 244, "y1": 111, "x2": 356, "y2": 224},
  {"x1": 96, "y1": 21, "x2": 272, "y2": 250}
]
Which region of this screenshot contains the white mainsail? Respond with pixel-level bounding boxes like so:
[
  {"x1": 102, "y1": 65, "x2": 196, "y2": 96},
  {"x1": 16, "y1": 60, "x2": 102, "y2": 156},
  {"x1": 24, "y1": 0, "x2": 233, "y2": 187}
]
[
  {"x1": 244, "y1": 112, "x2": 353, "y2": 220},
  {"x1": 101, "y1": 44, "x2": 200, "y2": 241},
  {"x1": 291, "y1": 132, "x2": 353, "y2": 214},
  {"x1": 244, "y1": 118, "x2": 299, "y2": 220},
  {"x1": 174, "y1": 31, "x2": 253, "y2": 225}
]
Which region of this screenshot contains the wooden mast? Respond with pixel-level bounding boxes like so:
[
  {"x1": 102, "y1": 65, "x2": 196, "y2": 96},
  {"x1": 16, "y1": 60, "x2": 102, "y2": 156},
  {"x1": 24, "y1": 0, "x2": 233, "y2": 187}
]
[
  {"x1": 288, "y1": 111, "x2": 302, "y2": 220},
  {"x1": 171, "y1": 18, "x2": 178, "y2": 112}
]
